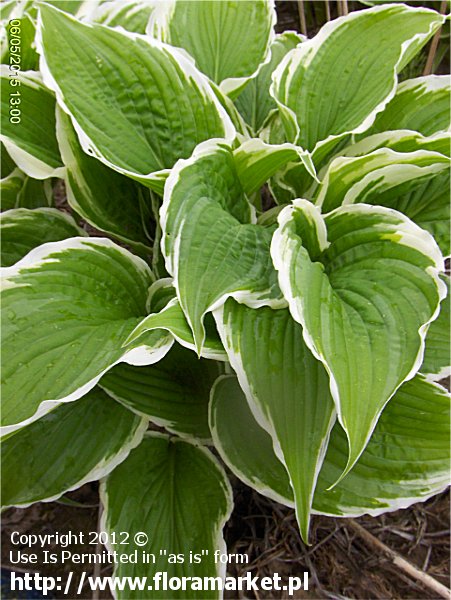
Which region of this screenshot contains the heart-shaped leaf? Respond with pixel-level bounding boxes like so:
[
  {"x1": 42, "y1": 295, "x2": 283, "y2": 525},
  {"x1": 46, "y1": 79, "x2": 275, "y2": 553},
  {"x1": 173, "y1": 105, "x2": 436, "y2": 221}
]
[
  {"x1": 161, "y1": 140, "x2": 284, "y2": 352},
  {"x1": 271, "y1": 4, "x2": 445, "y2": 152},
  {"x1": 213, "y1": 300, "x2": 335, "y2": 541},
  {"x1": 271, "y1": 199, "x2": 445, "y2": 478},
  {"x1": 149, "y1": 0, "x2": 276, "y2": 96},
  {"x1": 37, "y1": 4, "x2": 235, "y2": 190},
  {"x1": 1, "y1": 238, "x2": 173, "y2": 432},
  {"x1": 2, "y1": 387, "x2": 147, "y2": 507},
  {"x1": 101, "y1": 433, "x2": 233, "y2": 599},
  {"x1": 211, "y1": 373, "x2": 450, "y2": 517}
]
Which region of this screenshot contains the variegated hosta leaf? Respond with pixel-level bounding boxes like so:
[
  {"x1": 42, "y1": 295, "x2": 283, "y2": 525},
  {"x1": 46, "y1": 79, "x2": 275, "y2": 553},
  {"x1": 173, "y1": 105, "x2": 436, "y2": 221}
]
[
  {"x1": 381, "y1": 171, "x2": 450, "y2": 257},
  {"x1": 0, "y1": 168, "x2": 25, "y2": 211},
  {"x1": 90, "y1": 0, "x2": 156, "y2": 33},
  {"x1": 126, "y1": 297, "x2": 228, "y2": 361},
  {"x1": 1, "y1": 387, "x2": 147, "y2": 507},
  {"x1": 126, "y1": 278, "x2": 227, "y2": 362},
  {"x1": 1, "y1": 14, "x2": 39, "y2": 71},
  {"x1": 368, "y1": 75, "x2": 451, "y2": 137},
  {"x1": 315, "y1": 147, "x2": 450, "y2": 212},
  {"x1": 314, "y1": 147, "x2": 450, "y2": 255},
  {"x1": 233, "y1": 139, "x2": 314, "y2": 197},
  {"x1": 1, "y1": 238, "x2": 174, "y2": 433},
  {"x1": 161, "y1": 140, "x2": 283, "y2": 353},
  {"x1": 0, "y1": 208, "x2": 85, "y2": 267},
  {"x1": 101, "y1": 433, "x2": 233, "y2": 600},
  {"x1": 271, "y1": 4, "x2": 446, "y2": 152},
  {"x1": 340, "y1": 130, "x2": 451, "y2": 158},
  {"x1": 211, "y1": 373, "x2": 450, "y2": 518},
  {"x1": 100, "y1": 344, "x2": 220, "y2": 441},
  {"x1": 314, "y1": 376, "x2": 450, "y2": 516},
  {"x1": 0, "y1": 168, "x2": 55, "y2": 211},
  {"x1": 210, "y1": 375, "x2": 294, "y2": 506},
  {"x1": 421, "y1": 276, "x2": 450, "y2": 381},
  {"x1": 56, "y1": 108, "x2": 152, "y2": 254},
  {"x1": 1, "y1": 142, "x2": 16, "y2": 177},
  {"x1": 271, "y1": 200, "x2": 445, "y2": 478},
  {"x1": 15, "y1": 175, "x2": 54, "y2": 209},
  {"x1": 36, "y1": 4, "x2": 235, "y2": 191},
  {"x1": 213, "y1": 300, "x2": 335, "y2": 542},
  {"x1": 234, "y1": 31, "x2": 304, "y2": 134},
  {"x1": 0, "y1": 68, "x2": 64, "y2": 179},
  {"x1": 149, "y1": 0, "x2": 275, "y2": 96}
]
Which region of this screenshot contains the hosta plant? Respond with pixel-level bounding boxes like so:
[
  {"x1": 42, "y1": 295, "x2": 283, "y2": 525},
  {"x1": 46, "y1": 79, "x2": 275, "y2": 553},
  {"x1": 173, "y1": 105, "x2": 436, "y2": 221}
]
[{"x1": 1, "y1": 0, "x2": 450, "y2": 597}]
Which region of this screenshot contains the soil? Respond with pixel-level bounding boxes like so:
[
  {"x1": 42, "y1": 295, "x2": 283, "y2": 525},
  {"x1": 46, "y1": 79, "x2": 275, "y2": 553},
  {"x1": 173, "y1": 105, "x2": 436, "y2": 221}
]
[{"x1": 2, "y1": 483, "x2": 450, "y2": 599}]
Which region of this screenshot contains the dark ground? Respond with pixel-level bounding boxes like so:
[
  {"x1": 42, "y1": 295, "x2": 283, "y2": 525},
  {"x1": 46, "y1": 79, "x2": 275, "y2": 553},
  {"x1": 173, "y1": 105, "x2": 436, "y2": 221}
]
[{"x1": 2, "y1": 483, "x2": 450, "y2": 599}]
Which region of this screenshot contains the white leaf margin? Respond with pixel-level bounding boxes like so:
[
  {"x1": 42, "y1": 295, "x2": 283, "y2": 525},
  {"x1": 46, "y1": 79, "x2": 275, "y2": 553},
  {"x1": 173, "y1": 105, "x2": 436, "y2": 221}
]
[
  {"x1": 270, "y1": 4, "x2": 446, "y2": 154},
  {"x1": 1, "y1": 237, "x2": 174, "y2": 436},
  {"x1": 212, "y1": 305, "x2": 337, "y2": 525},
  {"x1": 0, "y1": 67, "x2": 65, "y2": 180},
  {"x1": 147, "y1": 0, "x2": 277, "y2": 97},
  {"x1": 99, "y1": 430, "x2": 234, "y2": 589},
  {"x1": 160, "y1": 138, "x2": 287, "y2": 352},
  {"x1": 35, "y1": 7, "x2": 236, "y2": 187},
  {"x1": 3, "y1": 404, "x2": 149, "y2": 509},
  {"x1": 315, "y1": 147, "x2": 450, "y2": 209},
  {"x1": 271, "y1": 199, "x2": 447, "y2": 478},
  {"x1": 125, "y1": 278, "x2": 228, "y2": 361}
]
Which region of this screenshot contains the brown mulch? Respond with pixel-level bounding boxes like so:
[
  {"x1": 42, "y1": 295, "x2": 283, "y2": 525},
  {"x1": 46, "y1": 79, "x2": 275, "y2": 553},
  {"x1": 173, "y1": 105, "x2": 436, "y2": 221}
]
[{"x1": 2, "y1": 483, "x2": 449, "y2": 600}]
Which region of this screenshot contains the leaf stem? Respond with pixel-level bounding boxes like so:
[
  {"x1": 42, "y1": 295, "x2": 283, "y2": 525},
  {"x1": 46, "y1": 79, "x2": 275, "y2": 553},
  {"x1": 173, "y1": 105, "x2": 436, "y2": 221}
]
[
  {"x1": 423, "y1": 0, "x2": 448, "y2": 75},
  {"x1": 297, "y1": 0, "x2": 307, "y2": 36}
]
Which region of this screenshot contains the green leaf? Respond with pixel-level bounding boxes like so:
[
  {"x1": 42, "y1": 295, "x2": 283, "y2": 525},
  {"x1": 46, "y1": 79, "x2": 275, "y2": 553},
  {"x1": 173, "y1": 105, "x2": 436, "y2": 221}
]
[
  {"x1": 341, "y1": 129, "x2": 451, "y2": 158},
  {"x1": 56, "y1": 107, "x2": 152, "y2": 254},
  {"x1": 1, "y1": 387, "x2": 147, "y2": 507},
  {"x1": 421, "y1": 276, "x2": 450, "y2": 381},
  {"x1": 315, "y1": 144, "x2": 450, "y2": 255},
  {"x1": 271, "y1": 4, "x2": 446, "y2": 152},
  {"x1": 315, "y1": 147, "x2": 450, "y2": 213},
  {"x1": 91, "y1": 0, "x2": 156, "y2": 33},
  {"x1": 0, "y1": 208, "x2": 85, "y2": 267},
  {"x1": 1, "y1": 142, "x2": 16, "y2": 178},
  {"x1": 234, "y1": 31, "x2": 303, "y2": 133},
  {"x1": 1, "y1": 14, "x2": 39, "y2": 71},
  {"x1": 210, "y1": 375, "x2": 293, "y2": 506},
  {"x1": 100, "y1": 344, "x2": 220, "y2": 441},
  {"x1": 0, "y1": 168, "x2": 55, "y2": 211},
  {"x1": 0, "y1": 168, "x2": 25, "y2": 211},
  {"x1": 15, "y1": 175, "x2": 54, "y2": 209},
  {"x1": 213, "y1": 301, "x2": 335, "y2": 542},
  {"x1": 233, "y1": 139, "x2": 314, "y2": 198},
  {"x1": 149, "y1": 0, "x2": 276, "y2": 95},
  {"x1": 211, "y1": 373, "x2": 450, "y2": 517},
  {"x1": 271, "y1": 199, "x2": 445, "y2": 479},
  {"x1": 126, "y1": 285, "x2": 228, "y2": 362},
  {"x1": 314, "y1": 376, "x2": 450, "y2": 516},
  {"x1": 367, "y1": 75, "x2": 451, "y2": 137},
  {"x1": 0, "y1": 69, "x2": 64, "y2": 178},
  {"x1": 161, "y1": 140, "x2": 284, "y2": 353},
  {"x1": 37, "y1": 4, "x2": 235, "y2": 190},
  {"x1": 101, "y1": 433, "x2": 233, "y2": 600},
  {"x1": 1, "y1": 237, "x2": 173, "y2": 432}
]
